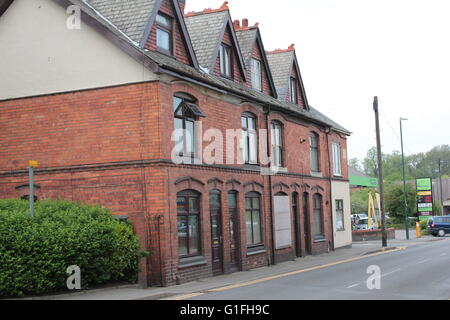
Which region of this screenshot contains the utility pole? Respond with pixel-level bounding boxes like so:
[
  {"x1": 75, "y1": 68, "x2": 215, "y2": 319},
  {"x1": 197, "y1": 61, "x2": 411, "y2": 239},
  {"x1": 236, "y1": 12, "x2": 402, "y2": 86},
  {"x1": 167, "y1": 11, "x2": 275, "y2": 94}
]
[
  {"x1": 400, "y1": 118, "x2": 409, "y2": 240},
  {"x1": 373, "y1": 97, "x2": 387, "y2": 247}
]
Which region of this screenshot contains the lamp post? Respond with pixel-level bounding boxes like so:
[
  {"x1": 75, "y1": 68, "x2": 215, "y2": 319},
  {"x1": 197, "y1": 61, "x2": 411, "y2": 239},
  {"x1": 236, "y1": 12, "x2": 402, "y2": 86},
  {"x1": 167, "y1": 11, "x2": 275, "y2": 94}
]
[
  {"x1": 438, "y1": 159, "x2": 445, "y2": 215},
  {"x1": 400, "y1": 118, "x2": 409, "y2": 240}
]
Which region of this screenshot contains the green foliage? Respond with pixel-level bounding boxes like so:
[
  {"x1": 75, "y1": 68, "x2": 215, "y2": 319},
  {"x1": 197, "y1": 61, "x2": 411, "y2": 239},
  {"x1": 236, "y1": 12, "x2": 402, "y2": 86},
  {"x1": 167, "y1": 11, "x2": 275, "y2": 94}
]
[
  {"x1": 358, "y1": 145, "x2": 450, "y2": 182},
  {"x1": 0, "y1": 199, "x2": 141, "y2": 298},
  {"x1": 420, "y1": 219, "x2": 428, "y2": 231},
  {"x1": 385, "y1": 183, "x2": 417, "y2": 223},
  {"x1": 350, "y1": 188, "x2": 378, "y2": 214}
]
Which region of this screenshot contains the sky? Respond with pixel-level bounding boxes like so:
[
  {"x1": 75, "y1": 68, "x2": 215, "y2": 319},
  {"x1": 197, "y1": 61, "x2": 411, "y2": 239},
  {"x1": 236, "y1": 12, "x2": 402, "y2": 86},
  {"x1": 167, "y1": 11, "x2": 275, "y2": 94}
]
[{"x1": 185, "y1": 0, "x2": 450, "y2": 161}]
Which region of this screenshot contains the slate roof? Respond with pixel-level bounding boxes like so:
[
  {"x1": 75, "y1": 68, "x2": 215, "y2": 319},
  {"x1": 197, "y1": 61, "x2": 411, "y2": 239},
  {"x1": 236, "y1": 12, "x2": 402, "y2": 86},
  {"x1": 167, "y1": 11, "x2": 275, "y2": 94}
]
[
  {"x1": 235, "y1": 28, "x2": 258, "y2": 67},
  {"x1": 58, "y1": 0, "x2": 351, "y2": 134},
  {"x1": 85, "y1": 0, "x2": 156, "y2": 43},
  {"x1": 184, "y1": 11, "x2": 229, "y2": 71},
  {"x1": 266, "y1": 50, "x2": 295, "y2": 101}
]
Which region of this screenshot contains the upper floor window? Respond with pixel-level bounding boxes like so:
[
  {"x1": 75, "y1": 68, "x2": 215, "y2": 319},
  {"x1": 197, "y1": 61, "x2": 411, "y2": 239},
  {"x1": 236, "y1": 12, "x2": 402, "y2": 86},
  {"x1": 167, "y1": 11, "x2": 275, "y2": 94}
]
[
  {"x1": 289, "y1": 77, "x2": 298, "y2": 104},
  {"x1": 251, "y1": 58, "x2": 262, "y2": 91},
  {"x1": 271, "y1": 121, "x2": 283, "y2": 167},
  {"x1": 310, "y1": 132, "x2": 320, "y2": 172},
  {"x1": 220, "y1": 44, "x2": 232, "y2": 78},
  {"x1": 174, "y1": 94, "x2": 205, "y2": 158},
  {"x1": 332, "y1": 142, "x2": 342, "y2": 176},
  {"x1": 156, "y1": 13, "x2": 172, "y2": 55},
  {"x1": 241, "y1": 113, "x2": 258, "y2": 164}
]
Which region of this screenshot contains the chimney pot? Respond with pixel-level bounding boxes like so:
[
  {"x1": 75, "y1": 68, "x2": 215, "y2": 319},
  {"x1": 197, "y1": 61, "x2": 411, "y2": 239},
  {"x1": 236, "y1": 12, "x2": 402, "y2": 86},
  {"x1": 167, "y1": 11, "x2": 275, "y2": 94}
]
[
  {"x1": 242, "y1": 18, "x2": 249, "y2": 27},
  {"x1": 233, "y1": 20, "x2": 240, "y2": 29}
]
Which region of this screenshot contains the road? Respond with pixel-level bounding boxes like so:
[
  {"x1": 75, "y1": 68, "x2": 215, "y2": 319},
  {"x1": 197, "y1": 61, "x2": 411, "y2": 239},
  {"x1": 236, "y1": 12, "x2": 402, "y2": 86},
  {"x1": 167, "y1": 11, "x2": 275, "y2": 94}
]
[{"x1": 189, "y1": 237, "x2": 450, "y2": 300}]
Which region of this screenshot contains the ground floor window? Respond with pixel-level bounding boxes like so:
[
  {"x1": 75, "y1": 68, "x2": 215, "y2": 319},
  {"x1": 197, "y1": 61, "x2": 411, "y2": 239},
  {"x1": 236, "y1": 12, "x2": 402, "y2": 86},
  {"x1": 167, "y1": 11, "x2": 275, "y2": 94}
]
[
  {"x1": 245, "y1": 192, "x2": 263, "y2": 247},
  {"x1": 336, "y1": 199, "x2": 345, "y2": 231},
  {"x1": 313, "y1": 193, "x2": 324, "y2": 239},
  {"x1": 177, "y1": 190, "x2": 201, "y2": 257}
]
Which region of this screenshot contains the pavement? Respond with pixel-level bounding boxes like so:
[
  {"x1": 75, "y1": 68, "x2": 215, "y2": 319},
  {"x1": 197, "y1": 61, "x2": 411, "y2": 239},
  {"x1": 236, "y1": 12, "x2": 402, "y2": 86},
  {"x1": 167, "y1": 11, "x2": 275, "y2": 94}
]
[{"x1": 24, "y1": 229, "x2": 447, "y2": 300}]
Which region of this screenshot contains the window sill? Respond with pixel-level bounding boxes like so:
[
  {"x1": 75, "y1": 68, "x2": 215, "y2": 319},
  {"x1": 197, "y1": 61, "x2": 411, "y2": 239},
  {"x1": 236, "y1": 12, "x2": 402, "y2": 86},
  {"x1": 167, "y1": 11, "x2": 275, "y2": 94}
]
[
  {"x1": 313, "y1": 236, "x2": 326, "y2": 243},
  {"x1": 246, "y1": 246, "x2": 266, "y2": 256},
  {"x1": 178, "y1": 256, "x2": 207, "y2": 269},
  {"x1": 311, "y1": 171, "x2": 323, "y2": 178}
]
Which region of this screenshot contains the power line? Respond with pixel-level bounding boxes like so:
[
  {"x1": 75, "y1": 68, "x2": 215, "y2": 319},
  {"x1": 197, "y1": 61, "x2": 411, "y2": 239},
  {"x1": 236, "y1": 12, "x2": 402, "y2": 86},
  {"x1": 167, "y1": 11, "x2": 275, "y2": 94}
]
[{"x1": 379, "y1": 110, "x2": 414, "y2": 155}]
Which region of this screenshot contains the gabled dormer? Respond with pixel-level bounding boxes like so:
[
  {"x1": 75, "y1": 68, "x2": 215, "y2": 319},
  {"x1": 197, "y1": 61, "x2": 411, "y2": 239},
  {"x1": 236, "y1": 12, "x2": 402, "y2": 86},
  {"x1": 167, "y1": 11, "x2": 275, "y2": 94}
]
[
  {"x1": 87, "y1": 0, "x2": 198, "y2": 68},
  {"x1": 267, "y1": 45, "x2": 309, "y2": 110},
  {"x1": 234, "y1": 19, "x2": 277, "y2": 98},
  {"x1": 185, "y1": 2, "x2": 246, "y2": 83}
]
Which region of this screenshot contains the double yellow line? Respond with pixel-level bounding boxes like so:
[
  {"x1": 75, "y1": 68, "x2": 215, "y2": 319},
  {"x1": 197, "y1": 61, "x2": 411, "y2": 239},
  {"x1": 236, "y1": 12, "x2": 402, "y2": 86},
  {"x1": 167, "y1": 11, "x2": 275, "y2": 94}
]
[{"x1": 166, "y1": 247, "x2": 405, "y2": 300}]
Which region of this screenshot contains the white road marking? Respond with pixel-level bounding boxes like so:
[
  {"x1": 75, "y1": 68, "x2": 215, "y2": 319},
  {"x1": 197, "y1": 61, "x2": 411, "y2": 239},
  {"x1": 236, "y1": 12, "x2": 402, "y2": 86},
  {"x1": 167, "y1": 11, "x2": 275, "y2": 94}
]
[
  {"x1": 346, "y1": 283, "x2": 360, "y2": 289},
  {"x1": 417, "y1": 259, "x2": 430, "y2": 264},
  {"x1": 381, "y1": 268, "x2": 401, "y2": 278}
]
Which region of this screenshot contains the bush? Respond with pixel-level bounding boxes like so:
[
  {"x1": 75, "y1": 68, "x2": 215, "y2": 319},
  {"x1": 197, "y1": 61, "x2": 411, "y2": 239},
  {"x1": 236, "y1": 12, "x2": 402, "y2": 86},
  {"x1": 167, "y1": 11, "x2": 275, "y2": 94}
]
[{"x1": 0, "y1": 199, "x2": 142, "y2": 298}]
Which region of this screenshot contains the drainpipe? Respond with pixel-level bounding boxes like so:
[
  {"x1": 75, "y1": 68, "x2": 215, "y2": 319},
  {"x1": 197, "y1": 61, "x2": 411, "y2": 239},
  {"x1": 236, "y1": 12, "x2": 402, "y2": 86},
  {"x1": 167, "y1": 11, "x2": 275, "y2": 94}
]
[
  {"x1": 325, "y1": 128, "x2": 335, "y2": 252},
  {"x1": 265, "y1": 105, "x2": 276, "y2": 265}
]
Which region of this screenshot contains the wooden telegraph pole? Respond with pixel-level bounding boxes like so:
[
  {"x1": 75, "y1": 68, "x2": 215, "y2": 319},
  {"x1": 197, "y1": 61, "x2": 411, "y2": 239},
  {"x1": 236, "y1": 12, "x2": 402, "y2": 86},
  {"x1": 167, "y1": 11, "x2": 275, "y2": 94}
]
[{"x1": 373, "y1": 97, "x2": 387, "y2": 247}]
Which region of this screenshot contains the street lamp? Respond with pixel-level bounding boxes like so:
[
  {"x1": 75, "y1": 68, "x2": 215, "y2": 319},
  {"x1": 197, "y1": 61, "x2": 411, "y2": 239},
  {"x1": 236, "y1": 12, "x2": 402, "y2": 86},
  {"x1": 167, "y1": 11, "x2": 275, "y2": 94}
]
[
  {"x1": 400, "y1": 117, "x2": 409, "y2": 240},
  {"x1": 438, "y1": 159, "x2": 446, "y2": 215}
]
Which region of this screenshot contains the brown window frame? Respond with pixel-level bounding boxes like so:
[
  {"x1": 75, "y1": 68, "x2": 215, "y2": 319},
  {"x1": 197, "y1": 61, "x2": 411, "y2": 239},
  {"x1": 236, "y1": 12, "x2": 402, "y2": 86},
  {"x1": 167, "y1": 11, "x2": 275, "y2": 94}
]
[
  {"x1": 271, "y1": 121, "x2": 284, "y2": 167},
  {"x1": 310, "y1": 132, "x2": 320, "y2": 172},
  {"x1": 156, "y1": 12, "x2": 173, "y2": 56},
  {"x1": 174, "y1": 95, "x2": 197, "y2": 158},
  {"x1": 289, "y1": 77, "x2": 298, "y2": 104},
  {"x1": 241, "y1": 112, "x2": 259, "y2": 165},
  {"x1": 219, "y1": 43, "x2": 232, "y2": 79},
  {"x1": 313, "y1": 193, "x2": 325, "y2": 240},
  {"x1": 245, "y1": 191, "x2": 264, "y2": 248},
  {"x1": 177, "y1": 190, "x2": 202, "y2": 258}
]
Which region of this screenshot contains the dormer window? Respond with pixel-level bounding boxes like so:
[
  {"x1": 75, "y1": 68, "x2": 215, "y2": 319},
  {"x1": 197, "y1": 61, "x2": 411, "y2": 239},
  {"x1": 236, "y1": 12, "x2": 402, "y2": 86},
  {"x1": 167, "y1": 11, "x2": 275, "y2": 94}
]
[
  {"x1": 220, "y1": 44, "x2": 232, "y2": 78},
  {"x1": 251, "y1": 58, "x2": 262, "y2": 91},
  {"x1": 289, "y1": 77, "x2": 298, "y2": 104},
  {"x1": 156, "y1": 13, "x2": 172, "y2": 55}
]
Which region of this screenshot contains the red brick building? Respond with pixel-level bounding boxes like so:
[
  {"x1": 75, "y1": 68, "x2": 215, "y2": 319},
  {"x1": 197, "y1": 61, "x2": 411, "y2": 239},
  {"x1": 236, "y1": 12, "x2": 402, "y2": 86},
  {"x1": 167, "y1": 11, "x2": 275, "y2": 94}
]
[{"x1": 0, "y1": 0, "x2": 352, "y2": 287}]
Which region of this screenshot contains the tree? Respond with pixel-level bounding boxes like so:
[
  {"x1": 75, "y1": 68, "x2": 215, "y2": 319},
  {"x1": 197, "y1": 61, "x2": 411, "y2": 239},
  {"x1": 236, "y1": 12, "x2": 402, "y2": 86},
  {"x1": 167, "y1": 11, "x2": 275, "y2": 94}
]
[
  {"x1": 385, "y1": 183, "x2": 417, "y2": 224},
  {"x1": 348, "y1": 158, "x2": 363, "y2": 172},
  {"x1": 363, "y1": 147, "x2": 378, "y2": 177}
]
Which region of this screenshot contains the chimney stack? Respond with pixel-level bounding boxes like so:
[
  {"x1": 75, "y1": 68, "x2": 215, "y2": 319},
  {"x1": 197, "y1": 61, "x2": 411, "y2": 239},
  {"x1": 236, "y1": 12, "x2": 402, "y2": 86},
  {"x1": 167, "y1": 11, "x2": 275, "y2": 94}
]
[{"x1": 178, "y1": 0, "x2": 186, "y2": 14}]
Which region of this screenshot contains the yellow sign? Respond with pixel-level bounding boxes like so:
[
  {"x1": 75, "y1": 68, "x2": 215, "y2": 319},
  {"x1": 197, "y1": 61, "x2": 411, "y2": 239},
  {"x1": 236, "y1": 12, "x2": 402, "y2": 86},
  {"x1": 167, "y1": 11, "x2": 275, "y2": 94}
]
[
  {"x1": 28, "y1": 160, "x2": 39, "y2": 168},
  {"x1": 417, "y1": 191, "x2": 432, "y2": 196}
]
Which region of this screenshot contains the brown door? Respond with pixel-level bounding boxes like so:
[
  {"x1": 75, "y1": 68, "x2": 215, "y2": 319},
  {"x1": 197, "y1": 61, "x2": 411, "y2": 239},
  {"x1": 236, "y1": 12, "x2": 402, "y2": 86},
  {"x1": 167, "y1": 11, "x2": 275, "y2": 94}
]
[
  {"x1": 292, "y1": 192, "x2": 302, "y2": 257},
  {"x1": 303, "y1": 192, "x2": 312, "y2": 255},
  {"x1": 210, "y1": 191, "x2": 224, "y2": 275},
  {"x1": 228, "y1": 191, "x2": 240, "y2": 272}
]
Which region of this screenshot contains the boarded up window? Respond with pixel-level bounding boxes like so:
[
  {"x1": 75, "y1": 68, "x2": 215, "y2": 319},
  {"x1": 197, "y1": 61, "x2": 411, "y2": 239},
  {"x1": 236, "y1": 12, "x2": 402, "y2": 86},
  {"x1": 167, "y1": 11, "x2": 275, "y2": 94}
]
[{"x1": 274, "y1": 194, "x2": 292, "y2": 249}]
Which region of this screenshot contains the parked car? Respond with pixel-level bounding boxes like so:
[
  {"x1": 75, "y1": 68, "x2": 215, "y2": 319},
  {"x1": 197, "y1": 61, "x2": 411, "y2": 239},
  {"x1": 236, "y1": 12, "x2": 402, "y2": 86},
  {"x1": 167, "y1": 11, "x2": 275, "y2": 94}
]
[
  {"x1": 355, "y1": 217, "x2": 378, "y2": 230},
  {"x1": 427, "y1": 216, "x2": 450, "y2": 237}
]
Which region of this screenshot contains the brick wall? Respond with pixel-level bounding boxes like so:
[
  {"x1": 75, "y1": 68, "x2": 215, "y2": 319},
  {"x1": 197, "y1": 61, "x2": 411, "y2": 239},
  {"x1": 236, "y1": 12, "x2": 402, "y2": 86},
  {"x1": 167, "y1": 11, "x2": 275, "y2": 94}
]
[{"x1": 0, "y1": 79, "x2": 347, "y2": 286}]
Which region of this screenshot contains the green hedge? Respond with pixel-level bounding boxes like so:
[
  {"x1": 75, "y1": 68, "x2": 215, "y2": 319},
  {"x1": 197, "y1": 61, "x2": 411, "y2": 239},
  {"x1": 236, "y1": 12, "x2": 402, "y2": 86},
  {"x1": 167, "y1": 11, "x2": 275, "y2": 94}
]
[{"x1": 0, "y1": 199, "x2": 142, "y2": 298}]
